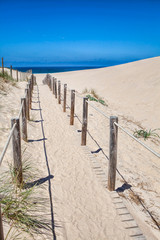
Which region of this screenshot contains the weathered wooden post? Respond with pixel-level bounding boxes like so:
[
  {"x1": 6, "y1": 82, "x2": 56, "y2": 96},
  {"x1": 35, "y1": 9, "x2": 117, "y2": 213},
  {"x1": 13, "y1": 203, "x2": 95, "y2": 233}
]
[
  {"x1": 31, "y1": 75, "x2": 33, "y2": 92},
  {"x1": 16, "y1": 70, "x2": 18, "y2": 82},
  {"x1": 55, "y1": 80, "x2": 57, "y2": 98},
  {"x1": 58, "y1": 81, "x2": 61, "y2": 104},
  {"x1": 25, "y1": 88, "x2": 29, "y2": 120},
  {"x1": 108, "y1": 116, "x2": 118, "y2": 191},
  {"x1": 0, "y1": 203, "x2": 4, "y2": 240},
  {"x1": 29, "y1": 81, "x2": 32, "y2": 109},
  {"x1": 33, "y1": 75, "x2": 35, "y2": 85},
  {"x1": 11, "y1": 118, "x2": 23, "y2": 184},
  {"x1": 63, "y1": 84, "x2": 67, "y2": 112},
  {"x1": 10, "y1": 65, "x2": 12, "y2": 78},
  {"x1": 52, "y1": 78, "x2": 55, "y2": 94},
  {"x1": 27, "y1": 83, "x2": 31, "y2": 111},
  {"x1": 49, "y1": 77, "x2": 51, "y2": 90},
  {"x1": 1, "y1": 57, "x2": 4, "y2": 76},
  {"x1": 70, "y1": 90, "x2": 75, "y2": 125},
  {"x1": 81, "y1": 97, "x2": 88, "y2": 145},
  {"x1": 21, "y1": 98, "x2": 27, "y2": 141}
]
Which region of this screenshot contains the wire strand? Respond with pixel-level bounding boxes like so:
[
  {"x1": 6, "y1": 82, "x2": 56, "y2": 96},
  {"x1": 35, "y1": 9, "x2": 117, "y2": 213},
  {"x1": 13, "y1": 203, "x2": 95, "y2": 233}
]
[
  {"x1": 114, "y1": 122, "x2": 160, "y2": 158},
  {"x1": 0, "y1": 123, "x2": 17, "y2": 165},
  {"x1": 87, "y1": 101, "x2": 110, "y2": 119}
]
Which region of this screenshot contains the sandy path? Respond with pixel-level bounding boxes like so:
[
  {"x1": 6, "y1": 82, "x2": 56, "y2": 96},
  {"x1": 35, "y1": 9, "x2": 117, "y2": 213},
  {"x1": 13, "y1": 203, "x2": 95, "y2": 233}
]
[{"x1": 32, "y1": 76, "x2": 132, "y2": 240}]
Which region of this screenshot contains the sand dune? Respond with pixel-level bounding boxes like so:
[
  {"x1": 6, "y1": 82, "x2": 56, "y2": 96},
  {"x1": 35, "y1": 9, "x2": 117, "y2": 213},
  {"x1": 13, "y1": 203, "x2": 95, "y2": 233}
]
[
  {"x1": 0, "y1": 57, "x2": 160, "y2": 239},
  {"x1": 52, "y1": 56, "x2": 160, "y2": 129}
]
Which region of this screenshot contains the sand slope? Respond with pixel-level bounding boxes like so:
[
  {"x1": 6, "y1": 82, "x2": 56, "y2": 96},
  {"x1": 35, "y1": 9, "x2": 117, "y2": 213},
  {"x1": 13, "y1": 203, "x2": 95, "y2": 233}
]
[
  {"x1": 0, "y1": 57, "x2": 160, "y2": 239},
  {"x1": 52, "y1": 56, "x2": 160, "y2": 129}
]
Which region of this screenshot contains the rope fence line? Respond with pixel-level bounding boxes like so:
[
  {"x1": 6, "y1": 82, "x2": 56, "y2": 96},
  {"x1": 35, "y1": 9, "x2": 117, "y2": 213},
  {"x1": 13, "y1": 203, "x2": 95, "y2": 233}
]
[
  {"x1": 114, "y1": 122, "x2": 160, "y2": 158},
  {"x1": 0, "y1": 58, "x2": 32, "y2": 82},
  {"x1": 0, "y1": 74, "x2": 37, "y2": 168},
  {"x1": 44, "y1": 74, "x2": 160, "y2": 189},
  {"x1": 0, "y1": 70, "x2": 37, "y2": 238},
  {"x1": 18, "y1": 99, "x2": 24, "y2": 119},
  {"x1": 0, "y1": 123, "x2": 17, "y2": 166},
  {"x1": 87, "y1": 100, "x2": 110, "y2": 119},
  {"x1": 42, "y1": 74, "x2": 160, "y2": 231}
]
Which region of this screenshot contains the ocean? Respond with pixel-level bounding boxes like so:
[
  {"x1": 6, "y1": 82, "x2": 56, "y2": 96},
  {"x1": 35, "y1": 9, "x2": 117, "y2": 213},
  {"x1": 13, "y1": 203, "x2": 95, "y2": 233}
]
[
  {"x1": 14, "y1": 58, "x2": 141, "y2": 74},
  {"x1": 15, "y1": 66, "x2": 105, "y2": 74}
]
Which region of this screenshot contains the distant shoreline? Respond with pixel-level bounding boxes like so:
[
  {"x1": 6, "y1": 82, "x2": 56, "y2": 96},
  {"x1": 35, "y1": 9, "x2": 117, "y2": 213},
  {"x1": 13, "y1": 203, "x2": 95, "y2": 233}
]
[{"x1": 8, "y1": 57, "x2": 148, "y2": 73}]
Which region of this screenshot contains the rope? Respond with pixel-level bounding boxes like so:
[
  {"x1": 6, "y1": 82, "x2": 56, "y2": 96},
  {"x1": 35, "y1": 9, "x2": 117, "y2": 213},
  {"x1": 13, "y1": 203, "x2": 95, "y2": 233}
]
[
  {"x1": 0, "y1": 123, "x2": 17, "y2": 166},
  {"x1": 87, "y1": 101, "x2": 110, "y2": 119},
  {"x1": 114, "y1": 122, "x2": 160, "y2": 158},
  {"x1": 18, "y1": 100, "x2": 24, "y2": 119},
  {"x1": 75, "y1": 92, "x2": 84, "y2": 99}
]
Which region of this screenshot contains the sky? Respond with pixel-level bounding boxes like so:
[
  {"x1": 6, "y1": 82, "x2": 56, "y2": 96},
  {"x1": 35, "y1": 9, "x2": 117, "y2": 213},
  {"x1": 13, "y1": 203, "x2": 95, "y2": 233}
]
[{"x1": 0, "y1": 0, "x2": 160, "y2": 66}]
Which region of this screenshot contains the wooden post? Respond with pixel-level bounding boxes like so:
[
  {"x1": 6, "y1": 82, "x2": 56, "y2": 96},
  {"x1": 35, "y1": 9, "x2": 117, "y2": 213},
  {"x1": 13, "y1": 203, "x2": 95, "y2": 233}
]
[
  {"x1": 70, "y1": 90, "x2": 75, "y2": 125},
  {"x1": 31, "y1": 75, "x2": 33, "y2": 92},
  {"x1": 81, "y1": 97, "x2": 88, "y2": 145},
  {"x1": 55, "y1": 80, "x2": 57, "y2": 98},
  {"x1": 25, "y1": 88, "x2": 29, "y2": 120},
  {"x1": 29, "y1": 81, "x2": 32, "y2": 109},
  {"x1": 63, "y1": 84, "x2": 67, "y2": 112},
  {"x1": 0, "y1": 204, "x2": 4, "y2": 240},
  {"x1": 21, "y1": 98, "x2": 27, "y2": 141},
  {"x1": 16, "y1": 70, "x2": 18, "y2": 82},
  {"x1": 11, "y1": 118, "x2": 23, "y2": 184},
  {"x1": 58, "y1": 81, "x2": 61, "y2": 104},
  {"x1": 10, "y1": 65, "x2": 12, "y2": 78},
  {"x1": 49, "y1": 77, "x2": 51, "y2": 90},
  {"x1": 27, "y1": 83, "x2": 31, "y2": 111},
  {"x1": 1, "y1": 57, "x2": 4, "y2": 76},
  {"x1": 108, "y1": 116, "x2": 118, "y2": 191},
  {"x1": 33, "y1": 75, "x2": 36, "y2": 85},
  {"x1": 52, "y1": 78, "x2": 55, "y2": 94}
]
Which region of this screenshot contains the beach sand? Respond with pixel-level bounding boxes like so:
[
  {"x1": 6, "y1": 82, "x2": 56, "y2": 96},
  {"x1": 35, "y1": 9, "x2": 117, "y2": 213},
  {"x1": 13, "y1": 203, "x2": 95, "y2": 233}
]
[{"x1": 0, "y1": 57, "x2": 160, "y2": 239}]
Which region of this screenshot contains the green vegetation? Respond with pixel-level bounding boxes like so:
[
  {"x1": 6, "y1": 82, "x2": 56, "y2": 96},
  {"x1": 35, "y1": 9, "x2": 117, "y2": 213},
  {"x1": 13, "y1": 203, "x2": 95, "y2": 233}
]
[
  {"x1": 0, "y1": 71, "x2": 16, "y2": 93},
  {"x1": 133, "y1": 128, "x2": 160, "y2": 140},
  {"x1": 0, "y1": 71, "x2": 15, "y2": 83},
  {"x1": 0, "y1": 160, "x2": 51, "y2": 239},
  {"x1": 82, "y1": 88, "x2": 107, "y2": 106}
]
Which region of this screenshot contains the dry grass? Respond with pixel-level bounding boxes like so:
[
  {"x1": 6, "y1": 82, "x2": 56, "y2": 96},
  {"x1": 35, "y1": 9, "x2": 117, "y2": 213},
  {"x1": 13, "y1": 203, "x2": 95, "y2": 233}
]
[{"x1": 0, "y1": 71, "x2": 17, "y2": 94}]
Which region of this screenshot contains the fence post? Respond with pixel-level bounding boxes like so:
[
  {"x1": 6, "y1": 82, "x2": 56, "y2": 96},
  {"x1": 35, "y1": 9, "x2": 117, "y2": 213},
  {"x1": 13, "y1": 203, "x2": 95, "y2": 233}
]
[
  {"x1": 21, "y1": 98, "x2": 27, "y2": 142},
  {"x1": 11, "y1": 118, "x2": 23, "y2": 185},
  {"x1": 29, "y1": 81, "x2": 32, "y2": 109},
  {"x1": 108, "y1": 116, "x2": 118, "y2": 191},
  {"x1": 58, "y1": 81, "x2": 61, "y2": 104},
  {"x1": 10, "y1": 65, "x2": 12, "y2": 78},
  {"x1": 52, "y1": 78, "x2": 55, "y2": 94},
  {"x1": 31, "y1": 75, "x2": 33, "y2": 92},
  {"x1": 49, "y1": 77, "x2": 51, "y2": 90},
  {"x1": 81, "y1": 97, "x2": 88, "y2": 145},
  {"x1": 1, "y1": 57, "x2": 4, "y2": 76},
  {"x1": 16, "y1": 70, "x2": 18, "y2": 82},
  {"x1": 55, "y1": 80, "x2": 57, "y2": 98},
  {"x1": 63, "y1": 84, "x2": 67, "y2": 112},
  {"x1": 70, "y1": 90, "x2": 75, "y2": 125},
  {"x1": 25, "y1": 88, "x2": 29, "y2": 120},
  {"x1": 0, "y1": 203, "x2": 4, "y2": 240}
]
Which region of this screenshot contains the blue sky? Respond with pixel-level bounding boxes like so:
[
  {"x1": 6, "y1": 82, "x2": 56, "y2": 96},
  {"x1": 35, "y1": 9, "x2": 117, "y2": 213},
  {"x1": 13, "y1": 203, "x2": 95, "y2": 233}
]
[{"x1": 0, "y1": 0, "x2": 160, "y2": 66}]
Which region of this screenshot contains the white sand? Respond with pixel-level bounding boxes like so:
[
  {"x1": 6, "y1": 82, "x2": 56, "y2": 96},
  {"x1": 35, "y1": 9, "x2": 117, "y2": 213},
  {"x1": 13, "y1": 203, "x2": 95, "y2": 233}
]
[{"x1": 0, "y1": 57, "x2": 160, "y2": 239}]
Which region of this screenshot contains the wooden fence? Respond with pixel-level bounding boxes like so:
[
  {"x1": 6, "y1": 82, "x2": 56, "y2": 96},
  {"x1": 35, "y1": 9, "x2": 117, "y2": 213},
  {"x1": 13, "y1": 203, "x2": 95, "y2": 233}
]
[
  {"x1": 44, "y1": 74, "x2": 160, "y2": 193},
  {"x1": 0, "y1": 57, "x2": 32, "y2": 81},
  {"x1": 44, "y1": 74, "x2": 118, "y2": 191},
  {"x1": 0, "y1": 73, "x2": 36, "y2": 239}
]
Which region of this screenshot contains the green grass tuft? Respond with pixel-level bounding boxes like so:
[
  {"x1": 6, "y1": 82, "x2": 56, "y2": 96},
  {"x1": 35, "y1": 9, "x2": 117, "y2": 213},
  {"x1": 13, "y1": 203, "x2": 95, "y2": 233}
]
[
  {"x1": 0, "y1": 160, "x2": 51, "y2": 239},
  {"x1": 133, "y1": 128, "x2": 160, "y2": 140}
]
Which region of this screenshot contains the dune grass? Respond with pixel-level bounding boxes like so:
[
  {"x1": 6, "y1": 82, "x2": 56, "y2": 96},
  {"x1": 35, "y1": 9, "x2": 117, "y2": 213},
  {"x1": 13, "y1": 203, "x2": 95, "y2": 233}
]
[
  {"x1": 133, "y1": 128, "x2": 160, "y2": 140},
  {"x1": 0, "y1": 71, "x2": 17, "y2": 93},
  {"x1": 0, "y1": 159, "x2": 51, "y2": 239},
  {"x1": 82, "y1": 88, "x2": 107, "y2": 106}
]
